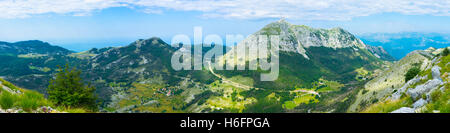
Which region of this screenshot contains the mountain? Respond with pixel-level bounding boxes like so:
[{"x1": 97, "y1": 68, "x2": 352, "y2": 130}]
[
  {"x1": 366, "y1": 45, "x2": 396, "y2": 61},
  {"x1": 0, "y1": 41, "x2": 83, "y2": 93},
  {"x1": 248, "y1": 19, "x2": 366, "y2": 59},
  {"x1": 350, "y1": 47, "x2": 449, "y2": 113},
  {"x1": 359, "y1": 32, "x2": 450, "y2": 59},
  {"x1": 219, "y1": 20, "x2": 387, "y2": 89},
  {"x1": 0, "y1": 20, "x2": 398, "y2": 113},
  {"x1": 0, "y1": 40, "x2": 72, "y2": 56},
  {"x1": 0, "y1": 78, "x2": 87, "y2": 113},
  {"x1": 208, "y1": 20, "x2": 391, "y2": 112}
]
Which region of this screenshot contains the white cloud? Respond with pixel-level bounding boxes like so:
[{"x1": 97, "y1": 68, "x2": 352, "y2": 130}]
[{"x1": 0, "y1": 0, "x2": 449, "y2": 20}]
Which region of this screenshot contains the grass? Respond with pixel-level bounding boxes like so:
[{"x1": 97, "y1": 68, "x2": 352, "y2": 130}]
[
  {"x1": 1, "y1": 78, "x2": 89, "y2": 113},
  {"x1": 424, "y1": 84, "x2": 449, "y2": 113},
  {"x1": 56, "y1": 106, "x2": 88, "y2": 113},
  {"x1": 282, "y1": 101, "x2": 297, "y2": 110},
  {"x1": 17, "y1": 90, "x2": 52, "y2": 112},
  {"x1": 0, "y1": 78, "x2": 20, "y2": 91},
  {"x1": 282, "y1": 94, "x2": 319, "y2": 110},
  {"x1": 438, "y1": 54, "x2": 449, "y2": 74},
  {"x1": 0, "y1": 89, "x2": 52, "y2": 112},
  {"x1": 0, "y1": 91, "x2": 17, "y2": 109},
  {"x1": 362, "y1": 95, "x2": 414, "y2": 113}
]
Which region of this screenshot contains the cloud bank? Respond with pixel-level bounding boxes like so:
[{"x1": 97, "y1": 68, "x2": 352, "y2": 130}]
[{"x1": 0, "y1": 0, "x2": 449, "y2": 20}]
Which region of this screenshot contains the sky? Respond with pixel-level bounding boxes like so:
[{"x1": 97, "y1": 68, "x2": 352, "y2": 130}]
[{"x1": 0, "y1": 0, "x2": 449, "y2": 51}]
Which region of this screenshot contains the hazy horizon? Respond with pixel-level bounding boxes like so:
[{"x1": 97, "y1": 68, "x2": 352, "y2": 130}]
[{"x1": 1, "y1": 0, "x2": 449, "y2": 52}]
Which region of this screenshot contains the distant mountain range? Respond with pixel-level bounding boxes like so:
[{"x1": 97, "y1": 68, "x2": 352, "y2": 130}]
[
  {"x1": 358, "y1": 32, "x2": 450, "y2": 59},
  {"x1": 0, "y1": 20, "x2": 447, "y2": 113},
  {"x1": 0, "y1": 40, "x2": 73, "y2": 56}
]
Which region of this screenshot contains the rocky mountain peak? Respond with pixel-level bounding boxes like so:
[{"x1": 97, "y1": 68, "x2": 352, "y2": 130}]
[{"x1": 236, "y1": 20, "x2": 368, "y2": 59}]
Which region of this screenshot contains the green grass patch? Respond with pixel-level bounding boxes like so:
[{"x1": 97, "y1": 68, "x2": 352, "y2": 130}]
[
  {"x1": 424, "y1": 84, "x2": 449, "y2": 113},
  {"x1": 438, "y1": 54, "x2": 450, "y2": 74},
  {"x1": 17, "y1": 90, "x2": 52, "y2": 112},
  {"x1": 0, "y1": 91, "x2": 18, "y2": 109},
  {"x1": 0, "y1": 78, "x2": 20, "y2": 91},
  {"x1": 362, "y1": 95, "x2": 413, "y2": 113}
]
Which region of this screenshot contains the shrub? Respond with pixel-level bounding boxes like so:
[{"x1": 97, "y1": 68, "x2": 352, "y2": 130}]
[
  {"x1": 424, "y1": 86, "x2": 449, "y2": 113},
  {"x1": 405, "y1": 67, "x2": 420, "y2": 82},
  {"x1": 47, "y1": 64, "x2": 98, "y2": 111},
  {"x1": 0, "y1": 91, "x2": 18, "y2": 109},
  {"x1": 442, "y1": 48, "x2": 449, "y2": 56},
  {"x1": 17, "y1": 90, "x2": 51, "y2": 112}
]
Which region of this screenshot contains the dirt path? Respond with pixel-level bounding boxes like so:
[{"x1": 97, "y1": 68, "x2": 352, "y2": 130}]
[{"x1": 206, "y1": 61, "x2": 256, "y2": 90}]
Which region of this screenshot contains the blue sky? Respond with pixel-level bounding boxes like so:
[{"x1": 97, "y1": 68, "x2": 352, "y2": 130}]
[{"x1": 0, "y1": 0, "x2": 449, "y2": 51}]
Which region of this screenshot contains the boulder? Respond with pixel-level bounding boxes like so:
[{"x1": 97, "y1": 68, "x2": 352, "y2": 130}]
[
  {"x1": 407, "y1": 79, "x2": 443, "y2": 99},
  {"x1": 431, "y1": 66, "x2": 441, "y2": 80},
  {"x1": 391, "y1": 107, "x2": 415, "y2": 113},
  {"x1": 412, "y1": 98, "x2": 427, "y2": 108},
  {"x1": 391, "y1": 76, "x2": 425, "y2": 100}
]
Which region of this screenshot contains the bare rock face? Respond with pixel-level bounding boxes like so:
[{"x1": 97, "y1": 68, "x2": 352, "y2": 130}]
[
  {"x1": 391, "y1": 107, "x2": 415, "y2": 113},
  {"x1": 366, "y1": 45, "x2": 396, "y2": 61},
  {"x1": 407, "y1": 79, "x2": 443, "y2": 100},
  {"x1": 412, "y1": 98, "x2": 427, "y2": 108},
  {"x1": 406, "y1": 66, "x2": 443, "y2": 100},
  {"x1": 390, "y1": 76, "x2": 426, "y2": 100},
  {"x1": 239, "y1": 20, "x2": 368, "y2": 60},
  {"x1": 431, "y1": 66, "x2": 442, "y2": 80}
]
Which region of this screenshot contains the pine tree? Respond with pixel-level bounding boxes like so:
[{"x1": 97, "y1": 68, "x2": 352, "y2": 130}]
[
  {"x1": 404, "y1": 67, "x2": 420, "y2": 82},
  {"x1": 443, "y1": 48, "x2": 449, "y2": 56},
  {"x1": 47, "y1": 64, "x2": 97, "y2": 111}
]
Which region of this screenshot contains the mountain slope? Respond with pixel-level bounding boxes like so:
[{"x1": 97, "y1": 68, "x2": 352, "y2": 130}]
[
  {"x1": 206, "y1": 20, "x2": 391, "y2": 112},
  {"x1": 359, "y1": 32, "x2": 450, "y2": 59},
  {"x1": 366, "y1": 45, "x2": 396, "y2": 61},
  {"x1": 0, "y1": 40, "x2": 72, "y2": 56},
  {"x1": 218, "y1": 20, "x2": 386, "y2": 88},
  {"x1": 0, "y1": 41, "x2": 85, "y2": 93},
  {"x1": 0, "y1": 21, "x2": 397, "y2": 113},
  {"x1": 350, "y1": 47, "x2": 449, "y2": 113}
]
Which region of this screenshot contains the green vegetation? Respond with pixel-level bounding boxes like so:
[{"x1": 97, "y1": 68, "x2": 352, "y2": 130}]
[
  {"x1": 0, "y1": 78, "x2": 20, "y2": 91},
  {"x1": 424, "y1": 84, "x2": 449, "y2": 113},
  {"x1": 47, "y1": 64, "x2": 98, "y2": 111},
  {"x1": 355, "y1": 67, "x2": 369, "y2": 81},
  {"x1": 29, "y1": 66, "x2": 51, "y2": 72},
  {"x1": 0, "y1": 91, "x2": 17, "y2": 109},
  {"x1": 405, "y1": 67, "x2": 420, "y2": 82},
  {"x1": 362, "y1": 95, "x2": 413, "y2": 113},
  {"x1": 1, "y1": 79, "x2": 53, "y2": 112},
  {"x1": 438, "y1": 54, "x2": 450, "y2": 74},
  {"x1": 316, "y1": 78, "x2": 344, "y2": 92},
  {"x1": 18, "y1": 53, "x2": 48, "y2": 58},
  {"x1": 117, "y1": 82, "x2": 185, "y2": 113},
  {"x1": 201, "y1": 80, "x2": 256, "y2": 113},
  {"x1": 442, "y1": 48, "x2": 449, "y2": 56},
  {"x1": 243, "y1": 96, "x2": 283, "y2": 113},
  {"x1": 16, "y1": 90, "x2": 52, "y2": 112}
]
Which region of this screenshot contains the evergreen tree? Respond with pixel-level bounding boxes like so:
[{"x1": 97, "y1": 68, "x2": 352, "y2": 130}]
[
  {"x1": 47, "y1": 64, "x2": 97, "y2": 111},
  {"x1": 404, "y1": 67, "x2": 420, "y2": 82},
  {"x1": 443, "y1": 48, "x2": 449, "y2": 56}
]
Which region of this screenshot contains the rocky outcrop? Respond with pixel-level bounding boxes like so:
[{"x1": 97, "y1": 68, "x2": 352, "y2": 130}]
[
  {"x1": 390, "y1": 75, "x2": 426, "y2": 100},
  {"x1": 231, "y1": 19, "x2": 369, "y2": 60},
  {"x1": 406, "y1": 66, "x2": 443, "y2": 100},
  {"x1": 412, "y1": 98, "x2": 427, "y2": 108},
  {"x1": 391, "y1": 107, "x2": 415, "y2": 113},
  {"x1": 407, "y1": 79, "x2": 443, "y2": 100},
  {"x1": 366, "y1": 45, "x2": 396, "y2": 61}
]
